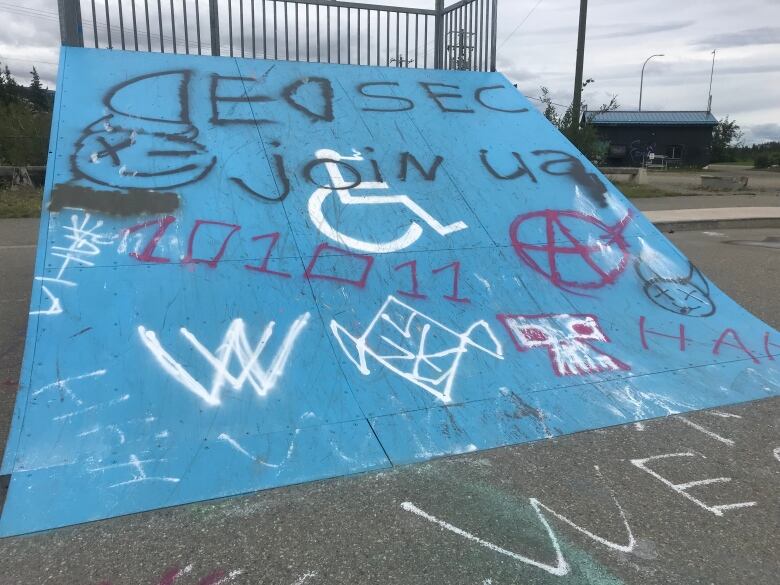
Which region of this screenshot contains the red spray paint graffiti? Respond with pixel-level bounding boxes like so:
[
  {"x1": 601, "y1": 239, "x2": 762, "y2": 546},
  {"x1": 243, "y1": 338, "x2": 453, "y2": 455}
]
[
  {"x1": 639, "y1": 316, "x2": 775, "y2": 364},
  {"x1": 509, "y1": 210, "x2": 632, "y2": 292},
  {"x1": 96, "y1": 564, "x2": 240, "y2": 585},
  {"x1": 182, "y1": 220, "x2": 241, "y2": 268},
  {"x1": 245, "y1": 232, "x2": 292, "y2": 278},
  {"x1": 304, "y1": 243, "x2": 375, "y2": 288},
  {"x1": 499, "y1": 313, "x2": 631, "y2": 376}
]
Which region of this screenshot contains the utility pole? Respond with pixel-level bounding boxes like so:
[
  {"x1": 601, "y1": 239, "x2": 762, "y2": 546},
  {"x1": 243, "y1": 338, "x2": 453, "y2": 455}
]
[
  {"x1": 390, "y1": 56, "x2": 415, "y2": 68},
  {"x1": 707, "y1": 49, "x2": 716, "y2": 112},
  {"x1": 571, "y1": 0, "x2": 588, "y2": 132},
  {"x1": 446, "y1": 29, "x2": 475, "y2": 70}
]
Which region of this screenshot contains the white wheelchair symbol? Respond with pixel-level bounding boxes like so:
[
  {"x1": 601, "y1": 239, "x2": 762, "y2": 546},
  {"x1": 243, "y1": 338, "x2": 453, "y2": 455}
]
[{"x1": 307, "y1": 149, "x2": 468, "y2": 254}]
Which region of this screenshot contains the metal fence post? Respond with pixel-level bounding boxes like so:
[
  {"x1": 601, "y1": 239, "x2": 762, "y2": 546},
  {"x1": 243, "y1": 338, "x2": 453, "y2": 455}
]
[
  {"x1": 209, "y1": 0, "x2": 221, "y2": 55},
  {"x1": 58, "y1": 0, "x2": 84, "y2": 47},
  {"x1": 489, "y1": 0, "x2": 498, "y2": 71},
  {"x1": 433, "y1": 0, "x2": 444, "y2": 69}
]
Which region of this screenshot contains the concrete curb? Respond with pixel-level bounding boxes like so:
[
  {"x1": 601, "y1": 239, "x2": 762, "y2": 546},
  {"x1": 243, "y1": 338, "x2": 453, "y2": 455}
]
[
  {"x1": 645, "y1": 207, "x2": 780, "y2": 232},
  {"x1": 652, "y1": 217, "x2": 780, "y2": 232}
]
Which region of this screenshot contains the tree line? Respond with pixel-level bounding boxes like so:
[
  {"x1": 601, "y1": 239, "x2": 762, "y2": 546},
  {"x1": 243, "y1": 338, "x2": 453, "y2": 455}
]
[{"x1": 0, "y1": 62, "x2": 53, "y2": 167}]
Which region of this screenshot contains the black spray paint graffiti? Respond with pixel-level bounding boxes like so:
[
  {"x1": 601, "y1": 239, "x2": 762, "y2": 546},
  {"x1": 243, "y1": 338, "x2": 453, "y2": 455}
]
[
  {"x1": 69, "y1": 70, "x2": 337, "y2": 212},
  {"x1": 356, "y1": 81, "x2": 529, "y2": 114},
  {"x1": 71, "y1": 70, "x2": 216, "y2": 195},
  {"x1": 480, "y1": 150, "x2": 538, "y2": 182},
  {"x1": 635, "y1": 259, "x2": 716, "y2": 317},
  {"x1": 230, "y1": 141, "x2": 291, "y2": 203},
  {"x1": 61, "y1": 68, "x2": 564, "y2": 217},
  {"x1": 532, "y1": 149, "x2": 609, "y2": 208},
  {"x1": 210, "y1": 73, "x2": 335, "y2": 125}
]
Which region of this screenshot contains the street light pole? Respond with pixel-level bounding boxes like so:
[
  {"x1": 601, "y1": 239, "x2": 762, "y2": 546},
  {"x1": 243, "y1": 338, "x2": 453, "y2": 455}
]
[
  {"x1": 707, "y1": 49, "x2": 716, "y2": 112},
  {"x1": 639, "y1": 53, "x2": 664, "y2": 111}
]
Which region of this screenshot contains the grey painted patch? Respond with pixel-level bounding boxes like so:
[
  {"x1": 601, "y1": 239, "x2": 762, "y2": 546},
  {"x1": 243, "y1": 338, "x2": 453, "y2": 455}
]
[
  {"x1": 727, "y1": 236, "x2": 780, "y2": 249},
  {"x1": 48, "y1": 184, "x2": 179, "y2": 216}
]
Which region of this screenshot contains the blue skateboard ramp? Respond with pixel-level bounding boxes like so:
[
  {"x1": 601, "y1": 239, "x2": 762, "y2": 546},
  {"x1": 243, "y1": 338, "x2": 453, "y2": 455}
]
[{"x1": 2, "y1": 47, "x2": 779, "y2": 536}]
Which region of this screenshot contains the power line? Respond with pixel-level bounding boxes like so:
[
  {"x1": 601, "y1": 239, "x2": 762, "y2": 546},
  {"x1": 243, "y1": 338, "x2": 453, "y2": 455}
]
[
  {"x1": 0, "y1": 55, "x2": 59, "y2": 66},
  {"x1": 504, "y1": 78, "x2": 569, "y2": 108},
  {"x1": 526, "y1": 94, "x2": 568, "y2": 108},
  {"x1": 0, "y1": 1, "x2": 57, "y2": 16},
  {"x1": 497, "y1": 0, "x2": 546, "y2": 50},
  {"x1": 0, "y1": 2, "x2": 196, "y2": 51}
]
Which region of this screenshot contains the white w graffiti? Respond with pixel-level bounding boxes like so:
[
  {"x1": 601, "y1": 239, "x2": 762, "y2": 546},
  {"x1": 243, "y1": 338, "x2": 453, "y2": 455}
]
[{"x1": 138, "y1": 314, "x2": 310, "y2": 406}]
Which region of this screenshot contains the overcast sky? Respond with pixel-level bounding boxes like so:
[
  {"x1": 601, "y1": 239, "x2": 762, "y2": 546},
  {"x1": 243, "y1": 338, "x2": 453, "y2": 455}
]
[{"x1": 1, "y1": 0, "x2": 778, "y2": 143}]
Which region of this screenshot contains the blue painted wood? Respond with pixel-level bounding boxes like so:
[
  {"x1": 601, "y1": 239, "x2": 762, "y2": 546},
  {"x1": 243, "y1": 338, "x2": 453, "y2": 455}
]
[{"x1": 2, "y1": 47, "x2": 779, "y2": 536}]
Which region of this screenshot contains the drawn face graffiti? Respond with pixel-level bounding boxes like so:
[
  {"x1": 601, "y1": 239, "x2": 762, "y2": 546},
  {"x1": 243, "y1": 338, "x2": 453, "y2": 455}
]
[
  {"x1": 635, "y1": 260, "x2": 716, "y2": 317},
  {"x1": 72, "y1": 119, "x2": 217, "y2": 189},
  {"x1": 70, "y1": 70, "x2": 217, "y2": 189},
  {"x1": 509, "y1": 210, "x2": 632, "y2": 292},
  {"x1": 499, "y1": 313, "x2": 630, "y2": 377}
]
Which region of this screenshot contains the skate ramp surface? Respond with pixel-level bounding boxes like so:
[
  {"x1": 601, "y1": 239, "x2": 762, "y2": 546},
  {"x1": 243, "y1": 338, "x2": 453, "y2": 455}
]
[{"x1": 2, "y1": 47, "x2": 779, "y2": 536}]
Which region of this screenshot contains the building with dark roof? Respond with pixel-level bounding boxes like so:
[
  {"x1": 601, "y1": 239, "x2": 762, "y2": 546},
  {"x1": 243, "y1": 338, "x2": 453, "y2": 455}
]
[{"x1": 588, "y1": 111, "x2": 719, "y2": 168}]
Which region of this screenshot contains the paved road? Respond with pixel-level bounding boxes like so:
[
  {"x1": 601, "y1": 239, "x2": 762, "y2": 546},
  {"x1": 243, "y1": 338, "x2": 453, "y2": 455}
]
[{"x1": 1, "y1": 218, "x2": 779, "y2": 585}]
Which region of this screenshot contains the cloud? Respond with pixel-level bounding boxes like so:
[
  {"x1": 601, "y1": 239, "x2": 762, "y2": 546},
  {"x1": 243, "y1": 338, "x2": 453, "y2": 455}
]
[
  {"x1": 0, "y1": 0, "x2": 777, "y2": 138},
  {"x1": 694, "y1": 27, "x2": 780, "y2": 48},
  {"x1": 590, "y1": 20, "x2": 695, "y2": 40},
  {"x1": 745, "y1": 123, "x2": 780, "y2": 144}
]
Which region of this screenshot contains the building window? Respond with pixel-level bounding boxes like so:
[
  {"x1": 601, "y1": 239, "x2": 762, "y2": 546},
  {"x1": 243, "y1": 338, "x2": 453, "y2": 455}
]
[{"x1": 666, "y1": 145, "x2": 683, "y2": 159}]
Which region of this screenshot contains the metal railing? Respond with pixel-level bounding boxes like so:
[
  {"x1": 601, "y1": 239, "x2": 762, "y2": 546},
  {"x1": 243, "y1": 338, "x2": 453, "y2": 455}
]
[
  {"x1": 57, "y1": 0, "x2": 497, "y2": 71},
  {"x1": 442, "y1": 0, "x2": 497, "y2": 72}
]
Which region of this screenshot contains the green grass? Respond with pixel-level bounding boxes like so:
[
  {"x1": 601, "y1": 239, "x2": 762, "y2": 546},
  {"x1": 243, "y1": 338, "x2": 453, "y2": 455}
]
[
  {"x1": 616, "y1": 183, "x2": 686, "y2": 198},
  {"x1": 0, "y1": 188, "x2": 42, "y2": 218}
]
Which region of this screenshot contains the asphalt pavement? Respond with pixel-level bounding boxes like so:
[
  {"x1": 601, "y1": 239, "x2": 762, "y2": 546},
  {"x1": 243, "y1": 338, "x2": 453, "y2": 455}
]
[{"x1": 0, "y1": 217, "x2": 779, "y2": 585}]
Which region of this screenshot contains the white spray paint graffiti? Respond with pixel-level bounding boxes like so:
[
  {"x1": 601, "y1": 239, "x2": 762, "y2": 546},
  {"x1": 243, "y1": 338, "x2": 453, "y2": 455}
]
[
  {"x1": 401, "y1": 501, "x2": 568, "y2": 576},
  {"x1": 31, "y1": 213, "x2": 115, "y2": 316},
  {"x1": 707, "y1": 411, "x2": 742, "y2": 419},
  {"x1": 31, "y1": 369, "x2": 107, "y2": 405},
  {"x1": 89, "y1": 454, "x2": 180, "y2": 488},
  {"x1": 401, "y1": 466, "x2": 634, "y2": 577},
  {"x1": 630, "y1": 452, "x2": 757, "y2": 516},
  {"x1": 676, "y1": 416, "x2": 735, "y2": 446},
  {"x1": 52, "y1": 393, "x2": 129, "y2": 421},
  {"x1": 608, "y1": 386, "x2": 695, "y2": 431},
  {"x1": 307, "y1": 148, "x2": 467, "y2": 253},
  {"x1": 290, "y1": 572, "x2": 318, "y2": 585},
  {"x1": 138, "y1": 314, "x2": 310, "y2": 407},
  {"x1": 473, "y1": 273, "x2": 492, "y2": 293},
  {"x1": 217, "y1": 431, "x2": 298, "y2": 469},
  {"x1": 31, "y1": 285, "x2": 63, "y2": 316},
  {"x1": 212, "y1": 569, "x2": 244, "y2": 585},
  {"x1": 331, "y1": 296, "x2": 503, "y2": 403}
]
